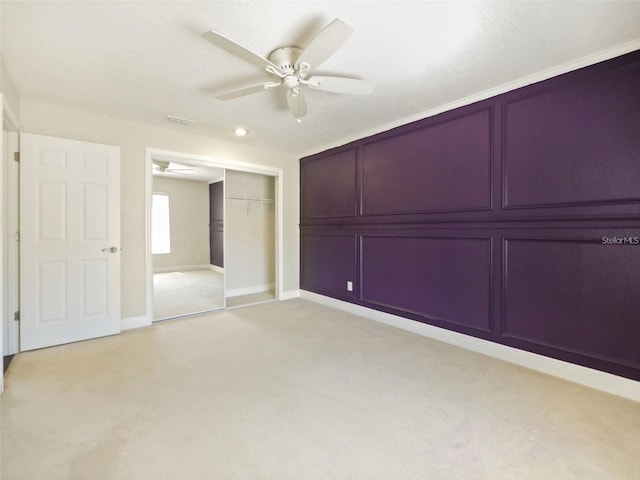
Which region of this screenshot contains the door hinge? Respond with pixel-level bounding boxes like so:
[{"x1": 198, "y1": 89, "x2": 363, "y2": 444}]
[
  {"x1": 14, "y1": 311, "x2": 20, "y2": 322},
  {"x1": 14, "y1": 152, "x2": 20, "y2": 162},
  {"x1": 14, "y1": 231, "x2": 20, "y2": 242}
]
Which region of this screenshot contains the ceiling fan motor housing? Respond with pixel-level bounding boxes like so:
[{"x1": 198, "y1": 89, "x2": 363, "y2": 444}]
[
  {"x1": 154, "y1": 160, "x2": 170, "y2": 172},
  {"x1": 268, "y1": 46, "x2": 303, "y2": 74}
]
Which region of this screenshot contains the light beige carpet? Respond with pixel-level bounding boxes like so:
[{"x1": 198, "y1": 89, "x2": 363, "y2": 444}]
[
  {"x1": 2, "y1": 299, "x2": 639, "y2": 479},
  {"x1": 226, "y1": 290, "x2": 276, "y2": 308},
  {"x1": 153, "y1": 269, "x2": 224, "y2": 320}
]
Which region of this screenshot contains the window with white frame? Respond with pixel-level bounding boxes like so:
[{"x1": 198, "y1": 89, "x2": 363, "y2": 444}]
[{"x1": 152, "y1": 193, "x2": 171, "y2": 254}]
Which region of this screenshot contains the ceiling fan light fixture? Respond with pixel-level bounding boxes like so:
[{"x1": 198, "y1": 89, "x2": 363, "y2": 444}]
[
  {"x1": 203, "y1": 18, "x2": 372, "y2": 122},
  {"x1": 234, "y1": 126, "x2": 248, "y2": 137}
]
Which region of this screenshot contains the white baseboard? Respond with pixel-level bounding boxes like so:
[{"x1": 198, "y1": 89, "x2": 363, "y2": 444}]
[
  {"x1": 279, "y1": 289, "x2": 300, "y2": 300},
  {"x1": 153, "y1": 264, "x2": 212, "y2": 273},
  {"x1": 121, "y1": 315, "x2": 151, "y2": 331},
  {"x1": 226, "y1": 283, "x2": 275, "y2": 298},
  {"x1": 300, "y1": 290, "x2": 640, "y2": 403},
  {"x1": 209, "y1": 265, "x2": 224, "y2": 274}
]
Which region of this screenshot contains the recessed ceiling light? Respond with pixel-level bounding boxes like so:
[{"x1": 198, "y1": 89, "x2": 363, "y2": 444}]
[{"x1": 234, "y1": 127, "x2": 248, "y2": 137}]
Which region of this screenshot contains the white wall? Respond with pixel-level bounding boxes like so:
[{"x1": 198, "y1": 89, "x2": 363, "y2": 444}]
[
  {"x1": 225, "y1": 170, "x2": 275, "y2": 294},
  {"x1": 19, "y1": 99, "x2": 300, "y2": 319},
  {"x1": 1, "y1": 57, "x2": 20, "y2": 122},
  {"x1": 152, "y1": 176, "x2": 209, "y2": 270}
]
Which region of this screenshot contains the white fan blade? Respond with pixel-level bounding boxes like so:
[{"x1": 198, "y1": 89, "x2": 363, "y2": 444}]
[
  {"x1": 307, "y1": 76, "x2": 374, "y2": 95},
  {"x1": 216, "y1": 83, "x2": 275, "y2": 100},
  {"x1": 295, "y1": 19, "x2": 353, "y2": 70},
  {"x1": 203, "y1": 30, "x2": 280, "y2": 72},
  {"x1": 287, "y1": 89, "x2": 307, "y2": 121}
]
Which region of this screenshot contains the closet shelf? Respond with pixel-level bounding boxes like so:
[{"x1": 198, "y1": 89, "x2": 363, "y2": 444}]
[
  {"x1": 225, "y1": 195, "x2": 274, "y2": 204},
  {"x1": 225, "y1": 195, "x2": 275, "y2": 216}
]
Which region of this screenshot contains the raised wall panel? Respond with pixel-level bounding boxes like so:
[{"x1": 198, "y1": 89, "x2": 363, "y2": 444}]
[
  {"x1": 209, "y1": 181, "x2": 224, "y2": 268},
  {"x1": 302, "y1": 149, "x2": 357, "y2": 219},
  {"x1": 361, "y1": 235, "x2": 492, "y2": 332},
  {"x1": 38, "y1": 180, "x2": 67, "y2": 241},
  {"x1": 210, "y1": 230, "x2": 223, "y2": 267},
  {"x1": 301, "y1": 233, "x2": 357, "y2": 298},
  {"x1": 504, "y1": 61, "x2": 640, "y2": 209},
  {"x1": 361, "y1": 109, "x2": 492, "y2": 215},
  {"x1": 503, "y1": 237, "x2": 640, "y2": 367},
  {"x1": 82, "y1": 260, "x2": 108, "y2": 317},
  {"x1": 37, "y1": 148, "x2": 67, "y2": 170},
  {"x1": 83, "y1": 153, "x2": 109, "y2": 174},
  {"x1": 84, "y1": 184, "x2": 108, "y2": 240},
  {"x1": 38, "y1": 261, "x2": 67, "y2": 324}
]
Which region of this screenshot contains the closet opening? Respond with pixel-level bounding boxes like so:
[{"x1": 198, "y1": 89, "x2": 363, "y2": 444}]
[{"x1": 145, "y1": 148, "x2": 283, "y2": 323}]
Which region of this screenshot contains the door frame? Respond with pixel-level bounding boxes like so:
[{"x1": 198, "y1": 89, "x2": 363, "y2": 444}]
[
  {"x1": 144, "y1": 147, "x2": 284, "y2": 324},
  {"x1": 3, "y1": 97, "x2": 20, "y2": 359},
  {"x1": 2, "y1": 95, "x2": 20, "y2": 394}
]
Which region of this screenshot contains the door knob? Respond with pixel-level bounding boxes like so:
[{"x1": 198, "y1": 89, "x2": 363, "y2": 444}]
[{"x1": 102, "y1": 246, "x2": 118, "y2": 253}]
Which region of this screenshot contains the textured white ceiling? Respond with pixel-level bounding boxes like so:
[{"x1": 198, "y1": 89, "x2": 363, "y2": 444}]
[{"x1": 3, "y1": 1, "x2": 640, "y2": 157}]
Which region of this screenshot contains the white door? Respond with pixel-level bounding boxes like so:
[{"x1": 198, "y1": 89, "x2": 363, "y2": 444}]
[{"x1": 20, "y1": 133, "x2": 121, "y2": 351}]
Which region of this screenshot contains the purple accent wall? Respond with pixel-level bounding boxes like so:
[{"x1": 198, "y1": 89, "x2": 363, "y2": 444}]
[
  {"x1": 302, "y1": 149, "x2": 357, "y2": 219},
  {"x1": 361, "y1": 235, "x2": 492, "y2": 332},
  {"x1": 300, "y1": 50, "x2": 640, "y2": 381},
  {"x1": 301, "y1": 233, "x2": 357, "y2": 300},
  {"x1": 503, "y1": 235, "x2": 640, "y2": 367},
  {"x1": 361, "y1": 109, "x2": 492, "y2": 215},
  {"x1": 503, "y1": 61, "x2": 640, "y2": 209}
]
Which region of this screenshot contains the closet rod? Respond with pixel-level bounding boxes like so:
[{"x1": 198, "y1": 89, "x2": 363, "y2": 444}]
[{"x1": 225, "y1": 195, "x2": 274, "y2": 203}]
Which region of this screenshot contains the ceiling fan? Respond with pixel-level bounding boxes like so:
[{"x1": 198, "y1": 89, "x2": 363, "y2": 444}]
[
  {"x1": 153, "y1": 160, "x2": 193, "y2": 175},
  {"x1": 202, "y1": 18, "x2": 374, "y2": 122}
]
